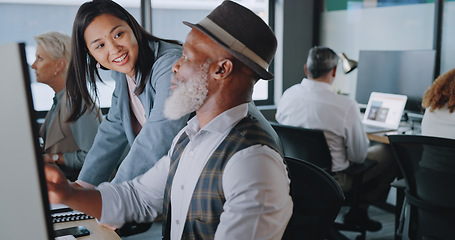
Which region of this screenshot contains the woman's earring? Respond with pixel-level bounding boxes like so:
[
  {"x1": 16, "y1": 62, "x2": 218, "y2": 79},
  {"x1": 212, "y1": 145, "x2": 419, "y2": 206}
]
[{"x1": 96, "y1": 62, "x2": 101, "y2": 69}]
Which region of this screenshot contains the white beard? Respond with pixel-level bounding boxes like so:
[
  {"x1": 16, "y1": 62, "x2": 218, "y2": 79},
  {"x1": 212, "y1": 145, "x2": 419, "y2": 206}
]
[{"x1": 163, "y1": 63, "x2": 209, "y2": 120}]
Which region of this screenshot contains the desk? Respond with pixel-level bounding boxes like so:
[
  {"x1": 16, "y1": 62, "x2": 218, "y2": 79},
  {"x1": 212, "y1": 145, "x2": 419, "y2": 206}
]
[
  {"x1": 366, "y1": 122, "x2": 422, "y2": 144},
  {"x1": 364, "y1": 113, "x2": 422, "y2": 144},
  {"x1": 54, "y1": 219, "x2": 121, "y2": 240},
  {"x1": 367, "y1": 132, "x2": 390, "y2": 144}
]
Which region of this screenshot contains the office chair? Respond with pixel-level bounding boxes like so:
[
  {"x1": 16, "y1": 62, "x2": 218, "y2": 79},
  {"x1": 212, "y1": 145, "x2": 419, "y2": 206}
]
[
  {"x1": 282, "y1": 156, "x2": 345, "y2": 240},
  {"x1": 388, "y1": 135, "x2": 455, "y2": 240},
  {"x1": 270, "y1": 122, "x2": 376, "y2": 240}
]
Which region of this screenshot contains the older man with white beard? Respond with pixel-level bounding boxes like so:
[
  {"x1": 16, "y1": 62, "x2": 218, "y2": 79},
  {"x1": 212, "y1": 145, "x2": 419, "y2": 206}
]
[
  {"x1": 163, "y1": 61, "x2": 211, "y2": 120},
  {"x1": 44, "y1": 1, "x2": 292, "y2": 240}
]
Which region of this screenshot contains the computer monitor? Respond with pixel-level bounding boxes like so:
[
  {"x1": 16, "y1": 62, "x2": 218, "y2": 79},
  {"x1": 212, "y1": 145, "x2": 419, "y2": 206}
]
[
  {"x1": 0, "y1": 42, "x2": 54, "y2": 239},
  {"x1": 355, "y1": 50, "x2": 436, "y2": 114}
]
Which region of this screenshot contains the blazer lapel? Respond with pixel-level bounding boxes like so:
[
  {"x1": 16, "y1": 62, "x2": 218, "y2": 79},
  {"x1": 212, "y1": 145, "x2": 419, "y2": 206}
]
[{"x1": 43, "y1": 101, "x2": 65, "y2": 152}]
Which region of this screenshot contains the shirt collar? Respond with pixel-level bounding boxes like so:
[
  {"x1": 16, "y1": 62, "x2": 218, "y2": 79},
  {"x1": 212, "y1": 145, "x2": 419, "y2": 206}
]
[
  {"x1": 53, "y1": 88, "x2": 65, "y2": 104},
  {"x1": 126, "y1": 74, "x2": 137, "y2": 85},
  {"x1": 185, "y1": 103, "x2": 248, "y2": 138},
  {"x1": 300, "y1": 78, "x2": 333, "y2": 91}
]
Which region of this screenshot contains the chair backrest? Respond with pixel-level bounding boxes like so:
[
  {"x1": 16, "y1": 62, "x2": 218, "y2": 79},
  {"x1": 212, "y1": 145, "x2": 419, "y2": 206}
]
[
  {"x1": 388, "y1": 135, "x2": 455, "y2": 240},
  {"x1": 270, "y1": 122, "x2": 332, "y2": 172},
  {"x1": 282, "y1": 156, "x2": 344, "y2": 240}
]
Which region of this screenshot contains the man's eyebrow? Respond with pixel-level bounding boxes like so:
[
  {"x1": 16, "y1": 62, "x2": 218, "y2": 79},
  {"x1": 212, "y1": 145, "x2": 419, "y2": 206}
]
[{"x1": 90, "y1": 25, "x2": 122, "y2": 45}]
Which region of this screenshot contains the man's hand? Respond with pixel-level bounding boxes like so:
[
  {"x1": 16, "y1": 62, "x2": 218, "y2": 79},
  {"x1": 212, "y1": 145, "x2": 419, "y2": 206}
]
[
  {"x1": 70, "y1": 181, "x2": 83, "y2": 188},
  {"x1": 44, "y1": 164, "x2": 72, "y2": 204},
  {"x1": 44, "y1": 164, "x2": 103, "y2": 219}
]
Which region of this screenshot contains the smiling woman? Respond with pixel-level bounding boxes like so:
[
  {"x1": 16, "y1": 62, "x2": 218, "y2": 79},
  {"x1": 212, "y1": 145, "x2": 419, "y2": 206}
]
[
  {"x1": 66, "y1": 0, "x2": 188, "y2": 187},
  {"x1": 63, "y1": 0, "x2": 190, "y2": 236},
  {"x1": 83, "y1": 13, "x2": 139, "y2": 78}
]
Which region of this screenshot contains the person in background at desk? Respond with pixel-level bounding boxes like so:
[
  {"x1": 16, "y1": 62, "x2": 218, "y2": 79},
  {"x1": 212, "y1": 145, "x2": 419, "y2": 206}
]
[
  {"x1": 276, "y1": 46, "x2": 397, "y2": 232},
  {"x1": 31, "y1": 31, "x2": 102, "y2": 182},
  {"x1": 45, "y1": 1, "x2": 293, "y2": 239},
  {"x1": 421, "y1": 67, "x2": 455, "y2": 139}
]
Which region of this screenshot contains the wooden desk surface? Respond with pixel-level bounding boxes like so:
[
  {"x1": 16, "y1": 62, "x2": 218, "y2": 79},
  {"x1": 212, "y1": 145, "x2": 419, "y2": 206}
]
[
  {"x1": 366, "y1": 127, "x2": 421, "y2": 144},
  {"x1": 366, "y1": 132, "x2": 391, "y2": 144},
  {"x1": 54, "y1": 219, "x2": 121, "y2": 240}
]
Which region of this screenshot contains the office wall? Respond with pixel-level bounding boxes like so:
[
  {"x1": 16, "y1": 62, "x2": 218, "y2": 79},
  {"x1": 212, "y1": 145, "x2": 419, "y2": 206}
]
[
  {"x1": 441, "y1": 2, "x2": 455, "y2": 75},
  {"x1": 319, "y1": 3, "x2": 435, "y2": 99},
  {"x1": 273, "y1": 0, "x2": 316, "y2": 106},
  {"x1": 272, "y1": 1, "x2": 455, "y2": 108}
]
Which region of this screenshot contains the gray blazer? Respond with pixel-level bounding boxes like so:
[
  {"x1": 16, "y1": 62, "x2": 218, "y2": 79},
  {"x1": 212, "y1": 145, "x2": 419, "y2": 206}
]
[
  {"x1": 40, "y1": 91, "x2": 102, "y2": 172},
  {"x1": 78, "y1": 40, "x2": 189, "y2": 185}
]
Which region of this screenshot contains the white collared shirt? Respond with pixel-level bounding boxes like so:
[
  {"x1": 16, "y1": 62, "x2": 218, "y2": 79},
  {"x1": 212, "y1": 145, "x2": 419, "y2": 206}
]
[
  {"x1": 276, "y1": 78, "x2": 369, "y2": 171},
  {"x1": 98, "y1": 103, "x2": 293, "y2": 239},
  {"x1": 421, "y1": 105, "x2": 455, "y2": 139}
]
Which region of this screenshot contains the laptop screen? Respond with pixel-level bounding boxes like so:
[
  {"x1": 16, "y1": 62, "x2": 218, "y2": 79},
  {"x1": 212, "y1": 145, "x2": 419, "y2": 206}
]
[{"x1": 362, "y1": 92, "x2": 408, "y2": 129}]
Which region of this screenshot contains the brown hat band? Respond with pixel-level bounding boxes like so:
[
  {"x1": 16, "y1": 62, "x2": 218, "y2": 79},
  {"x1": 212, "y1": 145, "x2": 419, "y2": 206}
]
[{"x1": 198, "y1": 18, "x2": 269, "y2": 70}]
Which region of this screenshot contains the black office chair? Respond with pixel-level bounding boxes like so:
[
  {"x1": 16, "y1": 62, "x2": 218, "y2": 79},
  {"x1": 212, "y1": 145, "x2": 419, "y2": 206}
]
[
  {"x1": 282, "y1": 156, "x2": 345, "y2": 240},
  {"x1": 270, "y1": 122, "x2": 376, "y2": 240},
  {"x1": 388, "y1": 135, "x2": 455, "y2": 240}
]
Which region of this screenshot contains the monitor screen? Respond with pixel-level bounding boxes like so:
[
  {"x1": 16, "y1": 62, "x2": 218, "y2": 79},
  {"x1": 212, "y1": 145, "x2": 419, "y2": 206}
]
[
  {"x1": 0, "y1": 42, "x2": 54, "y2": 239},
  {"x1": 355, "y1": 50, "x2": 436, "y2": 114}
]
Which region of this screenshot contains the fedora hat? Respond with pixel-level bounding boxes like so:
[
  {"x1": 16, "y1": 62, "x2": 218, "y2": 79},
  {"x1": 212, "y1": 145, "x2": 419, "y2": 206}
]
[{"x1": 183, "y1": 0, "x2": 277, "y2": 80}]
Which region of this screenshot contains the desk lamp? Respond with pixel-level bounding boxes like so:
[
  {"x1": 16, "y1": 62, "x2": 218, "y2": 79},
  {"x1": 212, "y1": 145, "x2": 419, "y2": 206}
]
[{"x1": 339, "y1": 53, "x2": 357, "y2": 74}]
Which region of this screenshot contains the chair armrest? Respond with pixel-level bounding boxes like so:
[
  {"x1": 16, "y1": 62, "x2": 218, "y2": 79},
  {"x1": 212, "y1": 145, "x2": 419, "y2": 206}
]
[
  {"x1": 341, "y1": 159, "x2": 377, "y2": 176},
  {"x1": 391, "y1": 178, "x2": 406, "y2": 189}
]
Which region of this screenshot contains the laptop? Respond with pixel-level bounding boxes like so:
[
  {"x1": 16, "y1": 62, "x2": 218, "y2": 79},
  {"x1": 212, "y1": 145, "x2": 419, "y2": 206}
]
[{"x1": 362, "y1": 92, "x2": 408, "y2": 133}]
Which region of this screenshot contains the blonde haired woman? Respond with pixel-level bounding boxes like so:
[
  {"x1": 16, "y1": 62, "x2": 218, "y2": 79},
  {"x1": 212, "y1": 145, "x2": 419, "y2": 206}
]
[
  {"x1": 421, "y1": 68, "x2": 455, "y2": 139},
  {"x1": 32, "y1": 31, "x2": 102, "y2": 181}
]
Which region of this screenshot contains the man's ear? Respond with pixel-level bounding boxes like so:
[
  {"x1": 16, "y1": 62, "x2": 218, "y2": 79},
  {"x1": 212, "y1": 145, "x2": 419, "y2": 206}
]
[
  {"x1": 332, "y1": 65, "x2": 337, "y2": 77},
  {"x1": 214, "y1": 59, "x2": 233, "y2": 80}
]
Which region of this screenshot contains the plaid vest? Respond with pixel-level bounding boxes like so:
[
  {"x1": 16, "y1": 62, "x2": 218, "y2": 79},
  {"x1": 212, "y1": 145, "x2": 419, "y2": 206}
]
[{"x1": 162, "y1": 114, "x2": 281, "y2": 240}]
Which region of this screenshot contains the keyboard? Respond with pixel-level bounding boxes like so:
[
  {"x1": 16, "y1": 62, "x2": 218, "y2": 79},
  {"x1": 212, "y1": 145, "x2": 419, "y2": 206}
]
[{"x1": 51, "y1": 208, "x2": 94, "y2": 223}]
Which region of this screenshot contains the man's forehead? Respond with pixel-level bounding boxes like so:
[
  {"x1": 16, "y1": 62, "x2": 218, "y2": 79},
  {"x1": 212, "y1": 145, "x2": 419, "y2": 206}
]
[
  {"x1": 184, "y1": 29, "x2": 216, "y2": 54},
  {"x1": 185, "y1": 28, "x2": 230, "y2": 58},
  {"x1": 186, "y1": 28, "x2": 211, "y2": 45}
]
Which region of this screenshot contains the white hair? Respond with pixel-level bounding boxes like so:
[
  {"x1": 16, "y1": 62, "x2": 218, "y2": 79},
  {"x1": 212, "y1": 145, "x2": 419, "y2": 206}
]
[{"x1": 34, "y1": 31, "x2": 71, "y2": 75}]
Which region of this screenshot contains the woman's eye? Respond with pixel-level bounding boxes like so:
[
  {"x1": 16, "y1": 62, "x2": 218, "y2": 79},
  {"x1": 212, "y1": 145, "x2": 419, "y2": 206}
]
[
  {"x1": 96, "y1": 43, "x2": 104, "y2": 49},
  {"x1": 114, "y1": 32, "x2": 124, "y2": 39}
]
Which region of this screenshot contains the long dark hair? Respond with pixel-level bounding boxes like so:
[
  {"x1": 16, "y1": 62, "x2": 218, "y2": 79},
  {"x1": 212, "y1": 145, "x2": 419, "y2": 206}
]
[{"x1": 67, "y1": 0, "x2": 180, "y2": 122}]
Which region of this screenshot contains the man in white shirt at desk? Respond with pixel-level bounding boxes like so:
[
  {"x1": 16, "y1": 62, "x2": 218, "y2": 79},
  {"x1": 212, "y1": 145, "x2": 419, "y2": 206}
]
[
  {"x1": 276, "y1": 46, "x2": 396, "y2": 232},
  {"x1": 45, "y1": 1, "x2": 293, "y2": 240}
]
